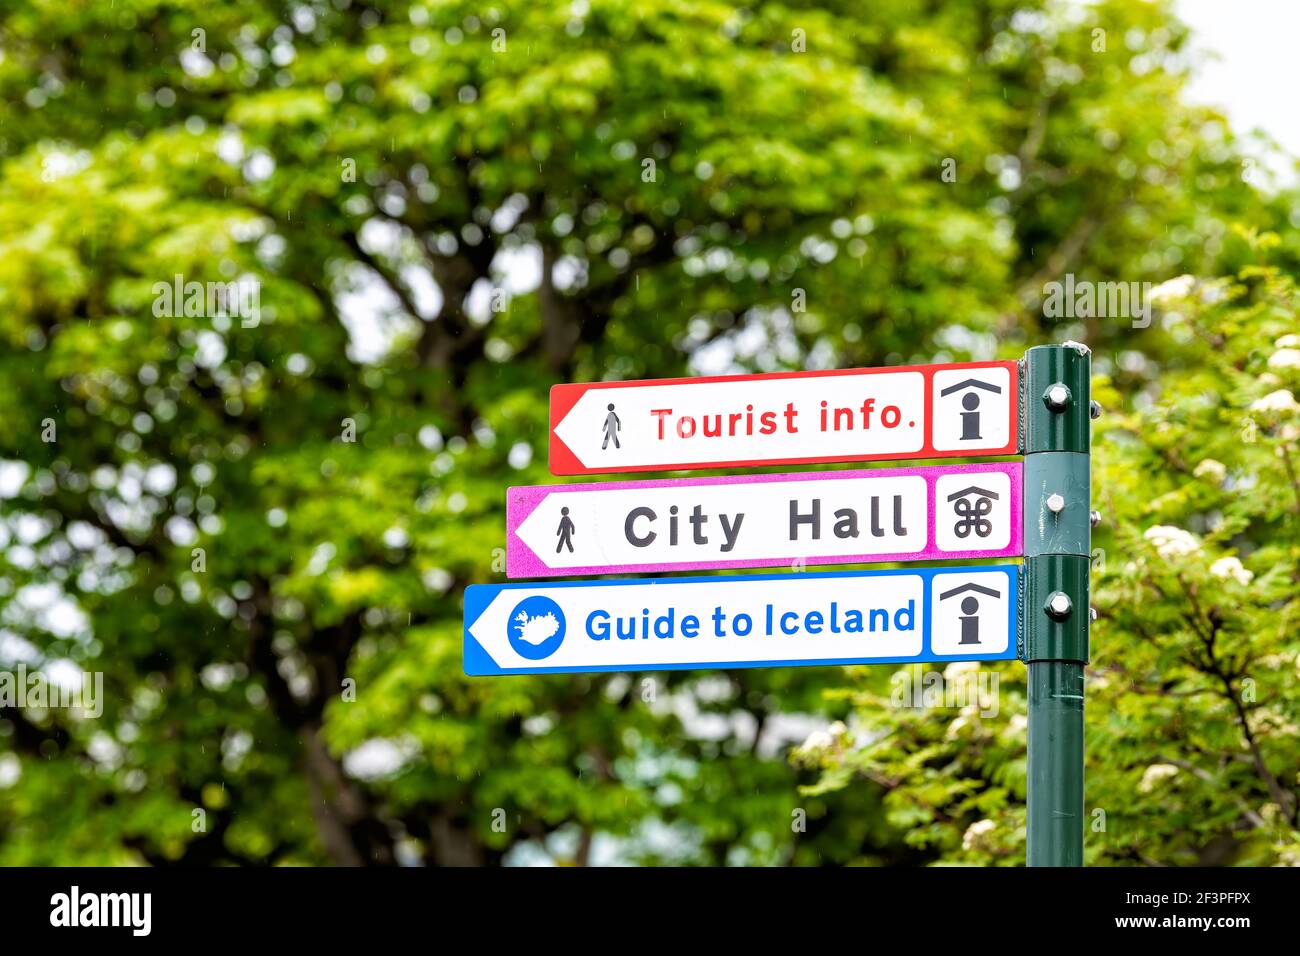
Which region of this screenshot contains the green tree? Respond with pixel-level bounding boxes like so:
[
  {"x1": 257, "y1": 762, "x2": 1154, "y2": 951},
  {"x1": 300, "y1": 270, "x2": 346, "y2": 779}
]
[{"x1": 0, "y1": 0, "x2": 1283, "y2": 864}]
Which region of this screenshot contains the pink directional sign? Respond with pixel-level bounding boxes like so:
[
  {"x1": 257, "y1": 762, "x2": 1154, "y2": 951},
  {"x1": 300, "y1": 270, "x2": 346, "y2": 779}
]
[{"x1": 507, "y1": 462, "x2": 1022, "y2": 579}]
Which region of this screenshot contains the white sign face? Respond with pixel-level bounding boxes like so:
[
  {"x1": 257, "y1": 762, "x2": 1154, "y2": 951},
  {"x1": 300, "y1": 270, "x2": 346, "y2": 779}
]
[
  {"x1": 506, "y1": 463, "x2": 1023, "y2": 578},
  {"x1": 549, "y1": 362, "x2": 1019, "y2": 475},
  {"x1": 463, "y1": 565, "x2": 1020, "y2": 675}
]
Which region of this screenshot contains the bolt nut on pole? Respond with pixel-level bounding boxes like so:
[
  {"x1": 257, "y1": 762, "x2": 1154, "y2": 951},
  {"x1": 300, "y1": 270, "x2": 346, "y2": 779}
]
[
  {"x1": 1089, "y1": 509, "x2": 1101, "y2": 527},
  {"x1": 1046, "y1": 493, "x2": 1066, "y2": 513},
  {"x1": 1044, "y1": 383, "x2": 1071, "y2": 411},
  {"x1": 1089, "y1": 400, "x2": 1102, "y2": 420},
  {"x1": 1045, "y1": 590, "x2": 1073, "y2": 620}
]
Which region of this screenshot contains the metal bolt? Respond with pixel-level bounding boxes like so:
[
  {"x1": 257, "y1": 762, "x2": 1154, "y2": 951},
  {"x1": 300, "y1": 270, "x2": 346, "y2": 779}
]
[
  {"x1": 1044, "y1": 383, "x2": 1071, "y2": 411},
  {"x1": 1090, "y1": 509, "x2": 1102, "y2": 527},
  {"x1": 1089, "y1": 607, "x2": 1098, "y2": 622},
  {"x1": 1046, "y1": 493, "x2": 1066, "y2": 513},
  {"x1": 1046, "y1": 591, "x2": 1073, "y2": 620},
  {"x1": 1090, "y1": 400, "x2": 1102, "y2": 420}
]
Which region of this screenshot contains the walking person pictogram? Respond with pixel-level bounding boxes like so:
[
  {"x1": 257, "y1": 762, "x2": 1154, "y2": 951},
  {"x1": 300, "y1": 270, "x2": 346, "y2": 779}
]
[
  {"x1": 556, "y1": 506, "x2": 576, "y2": 553},
  {"x1": 602, "y1": 403, "x2": 621, "y2": 450}
]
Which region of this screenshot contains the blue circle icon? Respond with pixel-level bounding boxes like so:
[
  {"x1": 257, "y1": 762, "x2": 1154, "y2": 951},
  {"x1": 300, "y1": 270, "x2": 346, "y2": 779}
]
[{"x1": 507, "y1": 595, "x2": 566, "y2": 661}]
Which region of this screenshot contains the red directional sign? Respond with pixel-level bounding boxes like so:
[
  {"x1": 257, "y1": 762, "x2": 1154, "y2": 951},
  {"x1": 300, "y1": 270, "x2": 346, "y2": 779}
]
[{"x1": 549, "y1": 361, "x2": 1018, "y2": 475}]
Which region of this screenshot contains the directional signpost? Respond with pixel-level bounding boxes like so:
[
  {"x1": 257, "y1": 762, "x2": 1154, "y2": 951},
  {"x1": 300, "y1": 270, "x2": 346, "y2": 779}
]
[
  {"x1": 465, "y1": 565, "x2": 1018, "y2": 676},
  {"x1": 507, "y1": 462, "x2": 1022, "y2": 578},
  {"x1": 549, "y1": 360, "x2": 1017, "y2": 474},
  {"x1": 466, "y1": 345, "x2": 1093, "y2": 868}
]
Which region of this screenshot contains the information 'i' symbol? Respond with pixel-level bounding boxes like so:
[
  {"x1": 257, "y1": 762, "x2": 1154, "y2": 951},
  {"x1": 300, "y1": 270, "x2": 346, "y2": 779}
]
[
  {"x1": 939, "y1": 582, "x2": 1001, "y2": 645},
  {"x1": 961, "y1": 392, "x2": 981, "y2": 438},
  {"x1": 939, "y1": 379, "x2": 1003, "y2": 441},
  {"x1": 602, "y1": 403, "x2": 621, "y2": 450},
  {"x1": 960, "y1": 597, "x2": 980, "y2": 640}
]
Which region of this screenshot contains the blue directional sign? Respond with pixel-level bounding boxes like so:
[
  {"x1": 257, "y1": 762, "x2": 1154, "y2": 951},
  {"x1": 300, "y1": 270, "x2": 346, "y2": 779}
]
[{"x1": 464, "y1": 564, "x2": 1019, "y2": 676}]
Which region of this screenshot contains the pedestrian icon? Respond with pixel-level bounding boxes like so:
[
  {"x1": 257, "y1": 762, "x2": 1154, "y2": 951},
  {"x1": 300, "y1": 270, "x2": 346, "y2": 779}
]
[
  {"x1": 946, "y1": 486, "x2": 999, "y2": 539},
  {"x1": 602, "y1": 403, "x2": 621, "y2": 450},
  {"x1": 939, "y1": 379, "x2": 1003, "y2": 441},
  {"x1": 556, "y1": 506, "x2": 576, "y2": 553},
  {"x1": 938, "y1": 582, "x2": 1002, "y2": 644}
]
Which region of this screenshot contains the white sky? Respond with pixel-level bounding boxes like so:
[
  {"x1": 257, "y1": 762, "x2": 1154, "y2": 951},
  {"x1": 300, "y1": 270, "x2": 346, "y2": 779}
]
[{"x1": 1177, "y1": 0, "x2": 1300, "y2": 185}]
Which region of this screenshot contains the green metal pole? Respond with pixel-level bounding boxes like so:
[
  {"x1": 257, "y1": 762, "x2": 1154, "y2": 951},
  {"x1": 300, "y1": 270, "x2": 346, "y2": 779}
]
[{"x1": 1021, "y1": 344, "x2": 1093, "y2": 867}]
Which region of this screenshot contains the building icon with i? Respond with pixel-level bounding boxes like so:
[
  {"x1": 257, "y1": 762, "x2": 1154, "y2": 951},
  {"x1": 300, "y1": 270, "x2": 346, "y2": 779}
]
[
  {"x1": 938, "y1": 581, "x2": 1002, "y2": 644},
  {"x1": 939, "y1": 378, "x2": 1003, "y2": 442}
]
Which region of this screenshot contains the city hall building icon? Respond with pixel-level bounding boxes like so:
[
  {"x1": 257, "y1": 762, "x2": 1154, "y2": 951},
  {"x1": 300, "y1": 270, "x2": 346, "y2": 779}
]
[
  {"x1": 930, "y1": 572, "x2": 1010, "y2": 655},
  {"x1": 508, "y1": 595, "x2": 567, "y2": 661},
  {"x1": 934, "y1": 471, "x2": 1012, "y2": 552},
  {"x1": 946, "y1": 485, "x2": 998, "y2": 539}
]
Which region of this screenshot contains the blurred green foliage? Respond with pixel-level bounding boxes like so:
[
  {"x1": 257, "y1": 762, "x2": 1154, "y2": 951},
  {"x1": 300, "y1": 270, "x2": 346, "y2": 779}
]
[
  {"x1": 797, "y1": 260, "x2": 1300, "y2": 865},
  {"x1": 0, "y1": 0, "x2": 1295, "y2": 864}
]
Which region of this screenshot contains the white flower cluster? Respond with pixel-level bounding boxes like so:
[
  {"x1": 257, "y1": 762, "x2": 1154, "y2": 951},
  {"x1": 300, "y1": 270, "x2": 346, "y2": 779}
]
[
  {"x1": 1209, "y1": 555, "x2": 1253, "y2": 585},
  {"x1": 961, "y1": 818, "x2": 996, "y2": 851},
  {"x1": 1143, "y1": 525, "x2": 1254, "y2": 583},
  {"x1": 1193, "y1": 458, "x2": 1227, "y2": 482},
  {"x1": 1268, "y1": 349, "x2": 1300, "y2": 370},
  {"x1": 1251, "y1": 389, "x2": 1300, "y2": 414},
  {"x1": 798, "y1": 720, "x2": 848, "y2": 754},
  {"x1": 1147, "y1": 274, "x2": 1196, "y2": 305},
  {"x1": 1144, "y1": 525, "x2": 1201, "y2": 559},
  {"x1": 1139, "y1": 763, "x2": 1179, "y2": 793}
]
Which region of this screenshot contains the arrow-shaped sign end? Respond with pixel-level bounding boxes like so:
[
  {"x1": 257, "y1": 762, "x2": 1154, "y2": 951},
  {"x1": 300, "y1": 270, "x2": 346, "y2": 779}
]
[
  {"x1": 548, "y1": 383, "x2": 587, "y2": 475},
  {"x1": 463, "y1": 631, "x2": 505, "y2": 676},
  {"x1": 507, "y1": 488, "x2": 561, "y2": 578},
  {"x1": 463, "y1": 585, "x2": 505, "y2": 675}
]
